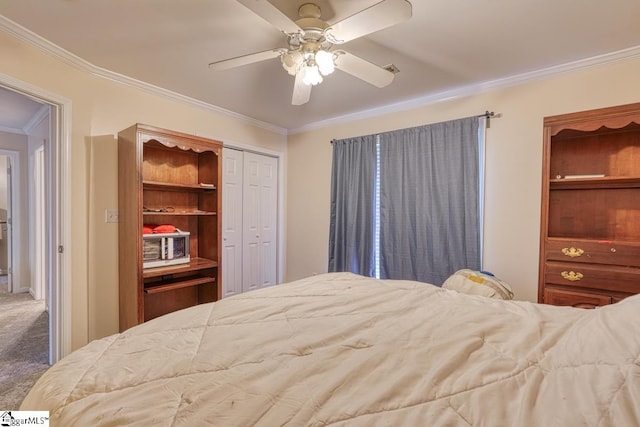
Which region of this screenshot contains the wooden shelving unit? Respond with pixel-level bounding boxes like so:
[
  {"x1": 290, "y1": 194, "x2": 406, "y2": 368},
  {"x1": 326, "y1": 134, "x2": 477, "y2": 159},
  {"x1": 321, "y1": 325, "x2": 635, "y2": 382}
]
[
  {"x1": 538, "y1": 103, "x2": 640, "y2": 308},
  {"x1": 118, "y1": 124, "x2": 223, "y2": 331}
]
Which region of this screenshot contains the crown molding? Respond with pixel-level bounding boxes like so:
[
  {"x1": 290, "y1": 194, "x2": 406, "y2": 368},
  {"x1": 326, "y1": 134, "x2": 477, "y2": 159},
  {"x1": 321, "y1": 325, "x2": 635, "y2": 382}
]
[
  {"x1": 22, "y1": 104, "x2": 50, "y2": 135},
  {"x1": 0, "y1": 15, "x2": 288, "y2": 136},
  {"x1": 0, "y1": 124, "x2": 26, "y2": 135},
  {"x1": 289, "y1": 45, "x2": 640, "y2": 135}
]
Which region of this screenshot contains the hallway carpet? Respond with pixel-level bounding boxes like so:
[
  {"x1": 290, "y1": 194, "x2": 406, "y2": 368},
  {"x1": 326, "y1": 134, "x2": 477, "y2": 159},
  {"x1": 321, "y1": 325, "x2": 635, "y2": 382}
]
[{"x1": 0, "y1": 280, "x2": 49, "y2": 410}]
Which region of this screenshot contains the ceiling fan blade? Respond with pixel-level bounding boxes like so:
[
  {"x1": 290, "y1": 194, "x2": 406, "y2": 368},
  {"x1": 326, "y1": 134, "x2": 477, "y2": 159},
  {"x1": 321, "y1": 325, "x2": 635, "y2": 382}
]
[
  {"x1": 334, "y1": 51, "x2": 395, "y2": 88},
  {"x1": 209, "y1": 48, "x2": 284, "y2": 71},
  {"x1": 292, "y1": 72, "x2": 312, "y2": 105},
  {"x1": 325, "y1": 0, "x2": 412, "y2": 44},
  {"x1": 237, "y1": 0, "x2": 303, "y2": 35}
]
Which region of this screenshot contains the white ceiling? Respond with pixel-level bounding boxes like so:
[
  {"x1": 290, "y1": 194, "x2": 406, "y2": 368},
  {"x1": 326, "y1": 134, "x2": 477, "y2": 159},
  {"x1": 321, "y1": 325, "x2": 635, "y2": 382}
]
[{"x1": 1, "y1": 0, "x2": 640, "y2": 132}]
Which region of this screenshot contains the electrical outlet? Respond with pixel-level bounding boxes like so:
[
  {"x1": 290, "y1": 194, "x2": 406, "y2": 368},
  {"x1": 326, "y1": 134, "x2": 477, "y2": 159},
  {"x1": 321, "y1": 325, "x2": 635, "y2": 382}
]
[{"x1": 105, "y1": 209, "x2": 119, "y2": 223}]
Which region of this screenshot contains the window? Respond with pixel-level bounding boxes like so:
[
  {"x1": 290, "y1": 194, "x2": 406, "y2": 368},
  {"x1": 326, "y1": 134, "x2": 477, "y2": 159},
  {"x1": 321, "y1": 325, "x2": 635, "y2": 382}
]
[{"x1": 329, "y1": 117, "x2": 483, "y2": 285}]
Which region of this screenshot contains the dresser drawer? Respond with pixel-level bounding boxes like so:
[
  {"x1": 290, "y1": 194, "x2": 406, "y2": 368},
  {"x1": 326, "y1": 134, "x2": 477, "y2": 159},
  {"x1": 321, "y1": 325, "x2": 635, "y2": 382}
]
[
  {"x1": 544, "y1": 288, "x2": 612, "y2": 309},
  {"x1": 543, "y1": 261, "x2": 640, "y2": 294},
  {"x1": 545, "y1": 239, "x2": 640, "y2": 267}
]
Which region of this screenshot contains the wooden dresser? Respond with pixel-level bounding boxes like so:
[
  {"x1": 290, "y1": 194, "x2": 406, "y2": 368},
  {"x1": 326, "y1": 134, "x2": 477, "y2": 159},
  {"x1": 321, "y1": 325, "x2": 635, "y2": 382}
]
[{"x1": 538, "y1": 103, "x2": 640, "y2": 308}]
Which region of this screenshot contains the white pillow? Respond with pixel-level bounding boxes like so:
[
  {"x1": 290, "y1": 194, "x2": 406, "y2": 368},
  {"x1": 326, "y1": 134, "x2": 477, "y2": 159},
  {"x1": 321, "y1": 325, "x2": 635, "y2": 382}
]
[{"x1": 442, "y1": 269, "x2": 514, "y2": 300}]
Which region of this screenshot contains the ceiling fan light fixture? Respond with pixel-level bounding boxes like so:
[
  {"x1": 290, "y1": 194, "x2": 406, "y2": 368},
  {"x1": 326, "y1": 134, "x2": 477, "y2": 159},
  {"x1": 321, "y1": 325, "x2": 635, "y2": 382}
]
[
  {"x1": 301, "y1": 62, "x2": 323, "y2": 86},
  {"x1": 281, "y1": 50, "x2": 303, "y2": 75},
  {"x1": 315, "y1": 49, "x2": 335, "y2": 76}
]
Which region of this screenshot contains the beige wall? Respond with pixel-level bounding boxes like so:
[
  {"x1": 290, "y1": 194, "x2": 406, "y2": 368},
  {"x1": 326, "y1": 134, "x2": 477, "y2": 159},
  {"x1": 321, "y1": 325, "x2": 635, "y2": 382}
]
[
  {"x1": 1, "y1": 30, "x2": 287, "y2": 349},
  {"x1": 286, "y1": 57, "x2": 640, "y2": 302}
]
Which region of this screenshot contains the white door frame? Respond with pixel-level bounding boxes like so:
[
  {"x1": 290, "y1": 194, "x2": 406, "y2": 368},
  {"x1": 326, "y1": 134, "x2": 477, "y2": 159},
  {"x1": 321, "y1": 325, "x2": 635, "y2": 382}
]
[
  {"x1": 0, "y1": 72, "x2": 72, "y2": 364},
  {"x1": 33, "y1": 146, "x2": 46, "y2": 303}
]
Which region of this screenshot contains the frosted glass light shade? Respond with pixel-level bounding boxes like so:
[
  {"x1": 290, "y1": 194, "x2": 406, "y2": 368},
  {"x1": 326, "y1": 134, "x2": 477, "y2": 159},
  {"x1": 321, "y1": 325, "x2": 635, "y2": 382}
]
[
  {"x1": 315, "y1": 50, "x2": 335, "y2": 76},
  {"x1": 301, "y1": 64, "x2": 323, "y2": 85},
  {"x1": 281, "y1": 50, "x2": 303, "y2": 75}
]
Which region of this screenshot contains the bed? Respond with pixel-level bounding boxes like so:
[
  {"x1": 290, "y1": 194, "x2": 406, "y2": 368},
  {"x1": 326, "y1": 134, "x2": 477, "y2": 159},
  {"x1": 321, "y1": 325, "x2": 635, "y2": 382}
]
[{"x1": 21, "y1": 272, "x2": 640, "y2": 425}]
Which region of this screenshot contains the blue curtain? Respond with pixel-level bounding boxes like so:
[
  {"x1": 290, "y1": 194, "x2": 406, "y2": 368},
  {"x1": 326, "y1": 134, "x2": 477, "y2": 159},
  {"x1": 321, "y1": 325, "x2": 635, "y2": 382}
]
[
  {"x1": 378, "y1": 117, "x2": 481, "y2": 285},
  {"x1": 328, "y1": 135, "x2": 377, "y2": 275},
  {"x1": 328, "y1": 117, "x2": 481, "y2": 285}
]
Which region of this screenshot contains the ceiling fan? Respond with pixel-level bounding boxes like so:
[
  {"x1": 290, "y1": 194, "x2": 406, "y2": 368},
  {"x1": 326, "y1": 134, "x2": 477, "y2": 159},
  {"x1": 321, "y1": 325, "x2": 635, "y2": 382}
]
[{"x1": 209, "y1": 0, "x2": 412, "y2": 105}]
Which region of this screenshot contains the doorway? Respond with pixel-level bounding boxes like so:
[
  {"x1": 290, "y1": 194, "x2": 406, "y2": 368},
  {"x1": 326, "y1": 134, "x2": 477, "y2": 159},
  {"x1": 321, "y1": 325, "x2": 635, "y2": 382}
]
[
  {"x1": 0, "y1": 156, "x2": 9, "y2": 287},
  {"x1": 0, "y1": 153, "x2": 16, "y2": 292},
  {"x1": 0, "y1": 75, "x2": 71, "y2": 364}
]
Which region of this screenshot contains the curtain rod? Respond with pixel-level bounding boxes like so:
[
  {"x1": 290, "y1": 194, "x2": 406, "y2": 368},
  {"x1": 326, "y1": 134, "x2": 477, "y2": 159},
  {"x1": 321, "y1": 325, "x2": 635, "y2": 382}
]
[
  {"x1": 477, "y1": 111, "x2": 497, "y2": 128},
  {"x1": 331, "y1": 111, "x2": 498, "y2": 143}
]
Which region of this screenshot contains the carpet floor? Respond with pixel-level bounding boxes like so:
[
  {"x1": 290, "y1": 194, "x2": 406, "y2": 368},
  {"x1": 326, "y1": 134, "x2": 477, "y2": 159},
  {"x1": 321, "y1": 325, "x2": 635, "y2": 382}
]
[{"x1": 0, "y1": 280, "x2": 49, "y2": 410}]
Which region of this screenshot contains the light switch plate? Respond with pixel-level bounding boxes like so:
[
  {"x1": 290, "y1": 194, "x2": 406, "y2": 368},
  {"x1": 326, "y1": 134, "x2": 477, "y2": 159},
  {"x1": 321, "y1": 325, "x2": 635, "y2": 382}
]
[{"x1": 105, "y1": 209, "x2": 119, "y2": 223}]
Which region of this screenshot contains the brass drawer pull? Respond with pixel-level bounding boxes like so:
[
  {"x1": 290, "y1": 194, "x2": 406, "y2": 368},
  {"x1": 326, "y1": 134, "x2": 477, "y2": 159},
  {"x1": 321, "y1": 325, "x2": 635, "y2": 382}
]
[
  {"x1": 561, "y1": 271, "x2": 583, "y2": 281},
  {"x1": 561, "y1": 247, "x2": 584, "y2": 258}
]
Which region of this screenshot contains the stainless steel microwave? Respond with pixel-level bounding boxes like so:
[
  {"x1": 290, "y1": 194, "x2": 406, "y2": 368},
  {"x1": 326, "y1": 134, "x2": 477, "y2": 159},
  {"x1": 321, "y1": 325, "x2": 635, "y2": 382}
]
[{"x1": 143, "y1": 231, "x2": 190, "y2": 269}]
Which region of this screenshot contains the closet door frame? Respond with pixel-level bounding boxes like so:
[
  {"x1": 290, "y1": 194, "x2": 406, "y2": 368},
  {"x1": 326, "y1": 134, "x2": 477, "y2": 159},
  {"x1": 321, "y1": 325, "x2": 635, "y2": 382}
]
[{"x1": 221, "y1": 142, "x2": 284, "y2": 296}]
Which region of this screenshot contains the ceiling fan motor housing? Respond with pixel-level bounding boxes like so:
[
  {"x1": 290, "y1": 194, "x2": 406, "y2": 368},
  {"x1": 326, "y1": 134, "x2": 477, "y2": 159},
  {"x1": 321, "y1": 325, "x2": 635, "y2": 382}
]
[
  {"x1": 281, "y1": 3, "x2": 335, "y2": 78},
  {"x1": 289, "y1": 3, "x2": 331, "y2": 46}
]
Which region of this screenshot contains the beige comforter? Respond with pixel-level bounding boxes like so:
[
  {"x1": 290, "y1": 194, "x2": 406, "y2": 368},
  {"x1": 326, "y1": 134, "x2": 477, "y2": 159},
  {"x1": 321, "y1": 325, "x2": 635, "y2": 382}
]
[{"x1": 22, "y1": 273, "x2": 640, "y2": 426}]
